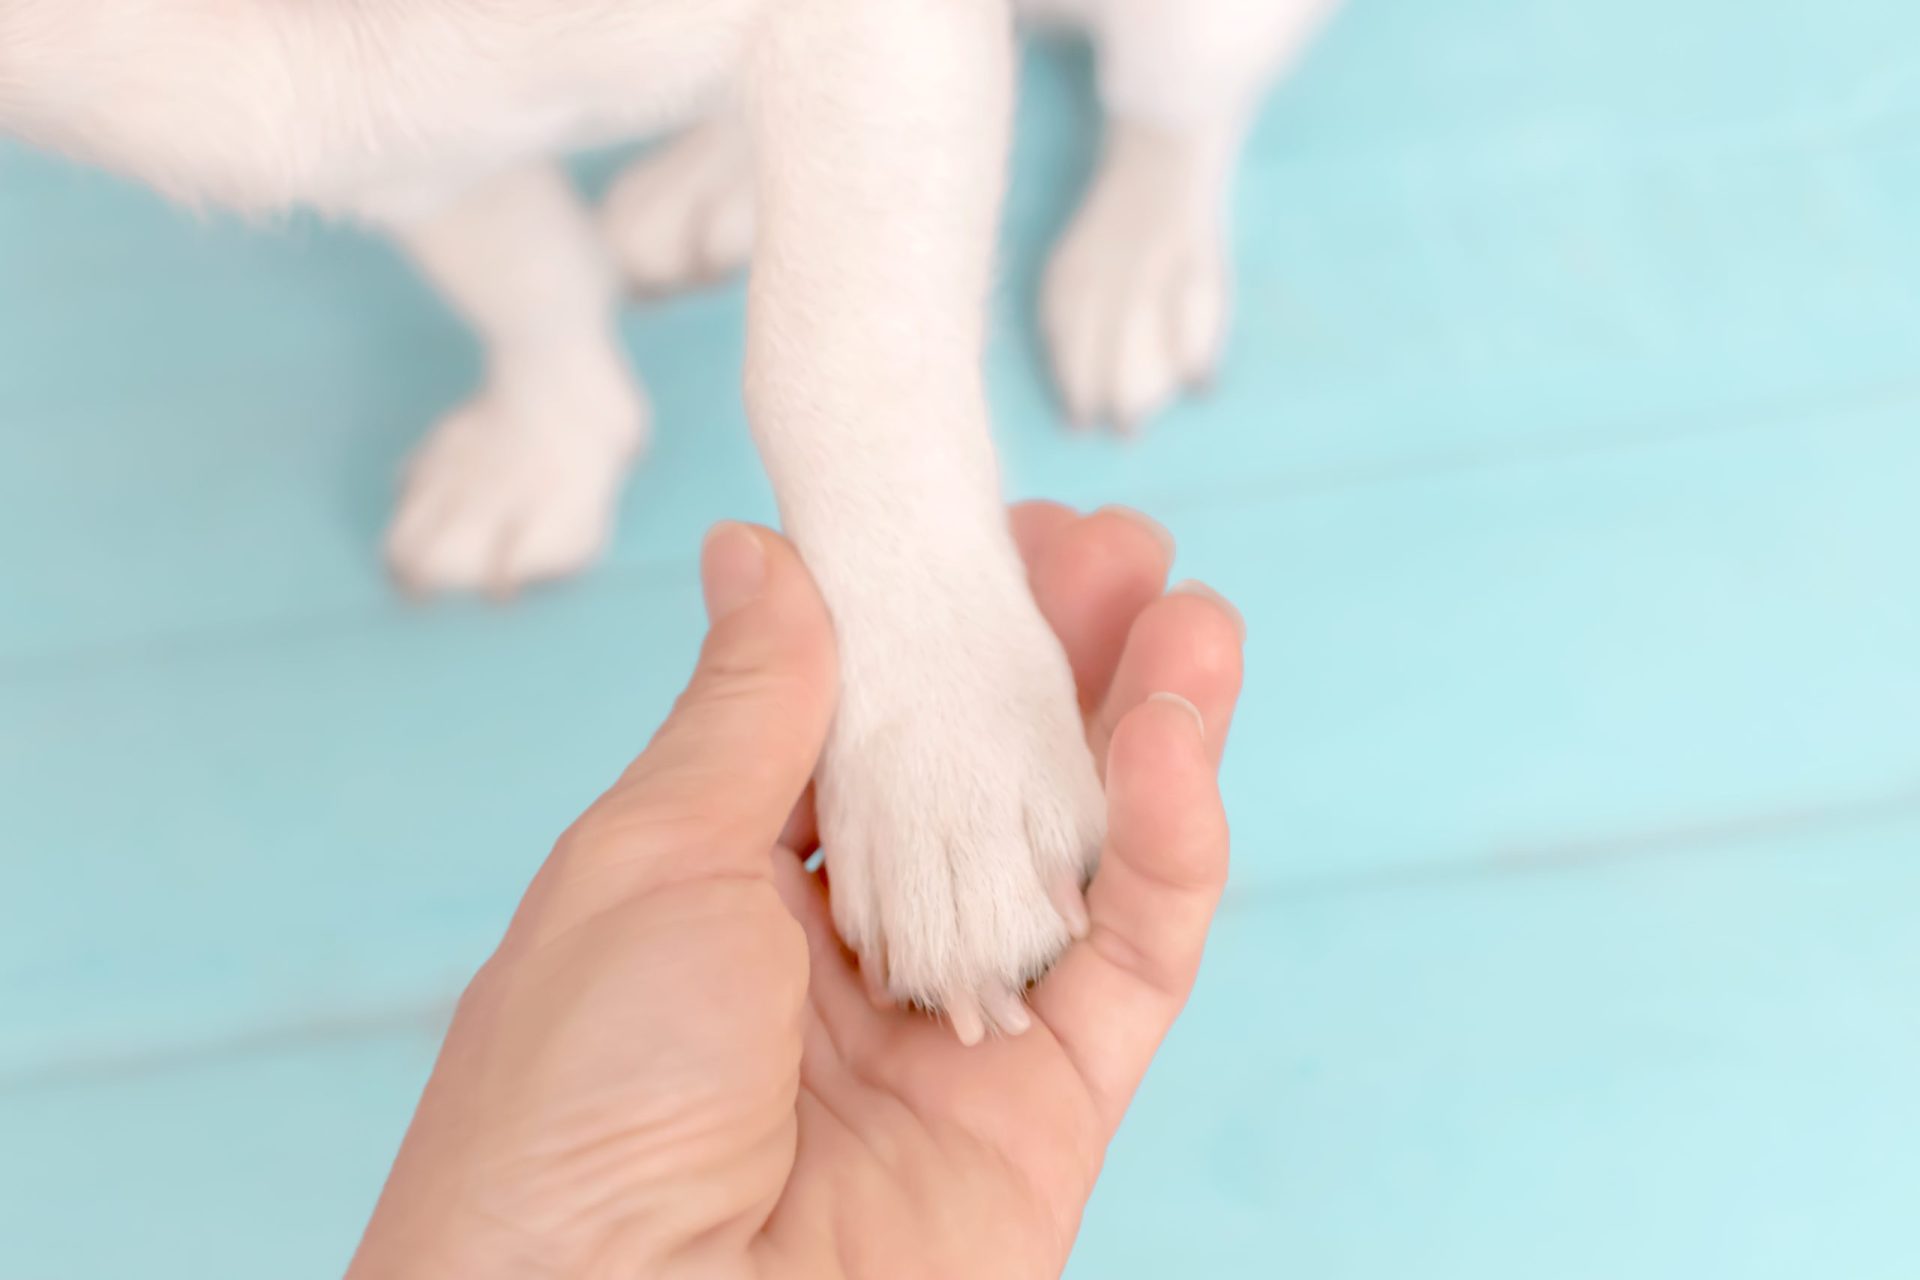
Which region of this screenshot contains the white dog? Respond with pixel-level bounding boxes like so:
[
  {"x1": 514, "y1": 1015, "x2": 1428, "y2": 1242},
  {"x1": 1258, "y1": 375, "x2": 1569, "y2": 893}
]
[{"x1": 0, "y1": 0, "x2": 1332, "y2": 1041}]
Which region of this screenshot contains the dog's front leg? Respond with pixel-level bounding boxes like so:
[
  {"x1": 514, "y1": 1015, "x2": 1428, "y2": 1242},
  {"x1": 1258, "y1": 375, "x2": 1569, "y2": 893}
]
[
  {"x1": 744, "y1": 0, "x2": 1103, "y2": 1042},
  {"x1": 1042, "y1": 0, "x2": 1339, "y2": 430}
]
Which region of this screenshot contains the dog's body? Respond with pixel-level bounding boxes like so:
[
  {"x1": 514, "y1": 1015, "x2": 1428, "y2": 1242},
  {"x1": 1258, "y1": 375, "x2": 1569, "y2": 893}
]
[{"x1": 0, "y1": 0, "x2": 1332, "y2": 1036}]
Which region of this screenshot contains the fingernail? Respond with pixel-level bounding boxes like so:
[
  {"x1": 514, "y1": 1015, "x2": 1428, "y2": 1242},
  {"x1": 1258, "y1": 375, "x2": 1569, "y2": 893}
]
[
  {"x1": 1170, "y1": 578, "x2": 1246, "y2": 641},
  {"x1": 1097, "y1": 504, "x2": 1176, "y2": 560},
  {"x1": 700, "y1": 522, "x2": 765, "y2": 621},
  {"x1": 1148, "y1": 690, "x2": 1206, "y2": 737}
]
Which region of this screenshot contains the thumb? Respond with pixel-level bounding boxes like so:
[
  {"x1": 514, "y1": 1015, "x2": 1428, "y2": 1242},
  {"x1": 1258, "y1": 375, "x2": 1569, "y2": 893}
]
[{"x1": 576, "y1": 522, "x2": 839, "y2": 883}]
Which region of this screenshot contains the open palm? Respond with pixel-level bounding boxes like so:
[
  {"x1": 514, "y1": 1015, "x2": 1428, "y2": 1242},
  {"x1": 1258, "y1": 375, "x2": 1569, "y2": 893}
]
[{"x1": 350, "y1": 503, "x2": 1244, "y2": 1280}]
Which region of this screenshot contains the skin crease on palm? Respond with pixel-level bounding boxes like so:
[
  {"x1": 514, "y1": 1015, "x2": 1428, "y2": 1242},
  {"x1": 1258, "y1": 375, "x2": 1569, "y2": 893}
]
[{"x1": 345, "y1": 502, "x2": 1246, "y2": 1280}]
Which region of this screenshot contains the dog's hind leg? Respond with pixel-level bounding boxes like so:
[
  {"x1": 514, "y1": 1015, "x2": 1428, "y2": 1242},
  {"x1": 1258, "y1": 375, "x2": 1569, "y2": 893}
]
[{"x1": 363, "y1": 164, "x2": 649, "y2": 596}]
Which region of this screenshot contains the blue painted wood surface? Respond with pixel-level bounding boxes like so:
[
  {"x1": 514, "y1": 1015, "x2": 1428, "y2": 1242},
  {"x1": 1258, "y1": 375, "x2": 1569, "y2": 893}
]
[{"x1": 2, "y1": 4, "x2": 1916, "y2": 1275}]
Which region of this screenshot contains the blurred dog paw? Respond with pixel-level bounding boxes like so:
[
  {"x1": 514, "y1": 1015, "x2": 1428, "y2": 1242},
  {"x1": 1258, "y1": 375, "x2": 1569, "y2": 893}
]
[{"x1": 1042, "y1": 120, "x2": 1231, "y2": 434}]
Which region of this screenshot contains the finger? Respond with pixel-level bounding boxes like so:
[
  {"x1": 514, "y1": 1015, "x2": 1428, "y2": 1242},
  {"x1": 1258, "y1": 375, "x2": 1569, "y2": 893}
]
[
  {"x1": 1089, "y1": 579, "x2": 1244, "y2": 770},
  {"x1": 1008, "y1": 500, "x2": 1078, "y2": 569},
  {"x1": 769, "y1": 848, "x2": 889, "y2": 1061},
  {"x1": 1028, "y1": 506, "x2": 1176, "y2": 714},
  {"x1": 571, "y1": 523, "x2": 838, "y2": 884},
  {"x1": 1031, "y1": 692, "x2": 1229, "y2": 1134}
]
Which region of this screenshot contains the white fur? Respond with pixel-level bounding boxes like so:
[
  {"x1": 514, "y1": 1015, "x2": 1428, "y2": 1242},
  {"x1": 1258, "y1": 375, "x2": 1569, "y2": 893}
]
[
  {"x1": 1044, "y1": 0, "x2": 1342, "y2": 430},
  {"x1": 0, "y1": 0, "x2": 1331, "y2": 1032},
  {"x1": 603, "y1": 111, "x2": 756, "y2": 296},
  {"x1": 373, "y1": 163, "x2": 646, "y2": 594},
  {"x1": 743, "y1": 0, "x2": 1107, "y2": 1031},
  {"x1": 1044, "y1": 118, "x2": 1237, "y2": 431}
]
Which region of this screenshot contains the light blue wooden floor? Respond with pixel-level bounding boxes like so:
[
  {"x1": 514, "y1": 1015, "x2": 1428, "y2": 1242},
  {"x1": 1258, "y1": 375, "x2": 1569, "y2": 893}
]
[{"x1": 4, "y1": 3, "x2": 1919, "y2": 1275}]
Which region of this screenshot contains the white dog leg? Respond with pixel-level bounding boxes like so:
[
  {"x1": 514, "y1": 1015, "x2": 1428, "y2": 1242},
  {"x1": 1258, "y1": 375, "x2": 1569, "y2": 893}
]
[
  {"x1": 369, "y1": 164, "x2": 649, "y2": 595},
  {"x1": 1042, "y1": 0, "x2": 1338, "y2": 430},
  {"x1": 745, "y1": 0, "x2": 1104, "y2": 1041}
]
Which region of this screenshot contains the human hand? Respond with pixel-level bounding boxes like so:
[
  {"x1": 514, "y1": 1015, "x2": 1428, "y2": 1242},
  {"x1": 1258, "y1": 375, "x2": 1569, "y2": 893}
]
[{"x1": 348, "y1": 502, "x2": 1245, "y2": 1279}]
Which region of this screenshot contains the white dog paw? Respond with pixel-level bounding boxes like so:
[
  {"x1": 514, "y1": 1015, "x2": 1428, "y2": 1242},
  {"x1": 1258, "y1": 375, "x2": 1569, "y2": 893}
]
[
  {"x1": 818, "y1": 599, "x2": 1105, "y2": 1043},
  {"x1": 602, "y1": 116, "x2": 755, "y2": 295},
  {"x1": 1042, "y1": 121, "x2": 1232, "y2": 433},
  {"x1": 385, "y1": 388, "x2": 646, "y2": 596}
]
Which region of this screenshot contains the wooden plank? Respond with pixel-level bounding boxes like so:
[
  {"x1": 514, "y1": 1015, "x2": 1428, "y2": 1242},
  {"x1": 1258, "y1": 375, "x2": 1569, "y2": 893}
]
[
  {"x1": 3, "y1": 813, "x2": 1914, "y2": 1279},
  {"x1": 4, "y1": 396, "x2": 1915, "y2": 1074},
  {"x1": 6, "y1": 6, "x2": 1918, "y2": 659},
  {"x1": 0, "y1": 1026, "x2": 436, "y2": 1280},
  {"x1": 1071, "y1": 811, "x2": 1920, "y2": 1279}
]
